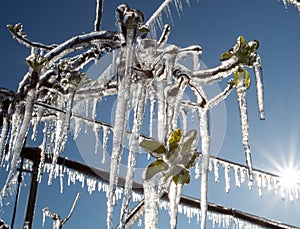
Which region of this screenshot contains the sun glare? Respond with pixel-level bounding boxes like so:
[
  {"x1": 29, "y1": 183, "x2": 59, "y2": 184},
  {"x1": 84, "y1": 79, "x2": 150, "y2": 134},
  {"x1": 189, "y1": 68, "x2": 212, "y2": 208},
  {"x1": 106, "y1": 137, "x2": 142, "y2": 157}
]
[
  {"x1": 278, "y1": 165, "x2": 300, "y2": 202},
  {"x1": 280, "y1": 166, "x2": 300, "y2": 189}
]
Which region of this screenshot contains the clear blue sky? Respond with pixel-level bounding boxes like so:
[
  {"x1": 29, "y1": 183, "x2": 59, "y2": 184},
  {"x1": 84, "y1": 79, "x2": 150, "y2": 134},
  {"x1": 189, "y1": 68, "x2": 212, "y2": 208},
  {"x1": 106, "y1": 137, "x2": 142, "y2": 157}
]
[{"x1": 1, "y1": 0, "x2": 300, "y2": 228}]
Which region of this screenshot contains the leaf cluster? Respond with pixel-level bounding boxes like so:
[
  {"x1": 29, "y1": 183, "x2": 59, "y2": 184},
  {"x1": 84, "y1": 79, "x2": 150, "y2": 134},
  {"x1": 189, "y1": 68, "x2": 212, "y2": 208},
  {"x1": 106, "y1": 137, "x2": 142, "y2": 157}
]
[{"x1": 140, "y1": 129, "x2": 199, "y2": 185}]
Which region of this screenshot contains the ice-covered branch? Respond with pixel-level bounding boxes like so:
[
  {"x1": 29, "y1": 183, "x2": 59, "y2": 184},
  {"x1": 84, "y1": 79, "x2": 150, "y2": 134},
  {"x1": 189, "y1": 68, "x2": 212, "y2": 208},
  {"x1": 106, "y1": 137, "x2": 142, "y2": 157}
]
[
  {"x1": 43, "y1": 31, "x2": 120, "y2": 69},
  {"x1": 42, "y1": 193, "x2": 80, "y2": 229},
  {"x1": 282, "y1": 0, "x2": 300, "y2": 11},
  {"x1": 61, "y1": 193, "x2": 81, "y2": 225},
  {"x1": 7, "y1": 24, "x2": 57, "y2": 50},
  {"x1": 94, "y1": 0, "x2": 104, "y2": 31}
]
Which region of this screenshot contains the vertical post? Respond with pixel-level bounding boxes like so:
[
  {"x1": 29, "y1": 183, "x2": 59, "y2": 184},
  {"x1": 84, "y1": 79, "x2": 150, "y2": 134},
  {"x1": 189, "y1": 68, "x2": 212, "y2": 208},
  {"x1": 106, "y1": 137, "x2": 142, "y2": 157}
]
[
  {"x1": 11, "y1": 157, "x2": 24, "y2": 229},
  {"x1": 23, "y1": 152, "x2": 40, "y2": 229}
]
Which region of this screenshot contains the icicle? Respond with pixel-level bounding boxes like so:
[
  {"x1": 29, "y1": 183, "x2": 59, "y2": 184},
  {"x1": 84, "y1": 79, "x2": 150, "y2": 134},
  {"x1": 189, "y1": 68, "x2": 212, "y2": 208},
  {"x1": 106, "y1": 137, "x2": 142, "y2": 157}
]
[
  {"x1": 92, "y1": 97, "x2": 99, "y2": 119},
  {"x1": 102, "y1": 126, "x2": 109, "y2": 164},
  {"x1": 48, "y1": 111, "x2": 67, "y2": 185},
  {"x1": 93, "y1": 124, "x2": 101, "y2": 155},
  {"x1": 234, "y1": 165, "x2": 241, "y2": 187},
  {"x1": 3, "y1": 88, "x2": 36, "y2": 195},
  {"x1": 145, "y1": 0, "x2": 173, "y2": 27},
  {"x1": 84, "y1": 99, "x2": 90, "y2": 133},
  {"x1": 31, "y1": 116, "x2": 38, "y2": 141},
  {"x1": 59, "y1": 165, "x2": 64, "y2": 194},
  {"x1": 164, "y1": 4, "x2": 174, "y2": 26},
  {"x1": 256, "y1": 173, "x2": 263, "y2": 197},
  {"x1": 107, "y1": 26, "x2": 135, "y2": 229},
  {"x1": 253, "y1": 56, "x2": 265, "y2": 120},
  {"x1": 73, "y1": 117, "x2": 82, "y2": 140},
  {"x1": 42, "y1": 208, "x2": 46, "y2": 227},
  {"x1": 143, "y1": 179, "x2": 159, "y2": 229},
  {"x1": 0, "y1": 117, "x2": 10, "y2": 165},
  {"x1": 213, "y1": 159, "x2": 219, "y2": 183},
  {"x1": 168, "y1": 181, "x2": 183, "y2": 229},
  {"x1": 180, "y1": 108, "x2": 188, "y2": 134},
  {"x1": 65, "y1": 91, "x2": 75, "y2": 132},
  {"x1": 199, "y1": 109, "x2": 210, "y2": 229},
  {"x1": 224, "y1": 163, "x2": 230, "y2": 193},
  {"x1": 120, "y1": 83, "x2": 147, "y2": 228},
  {"x1": 157, "y1": 79, "x2": 167, "y2": 142},
  {"x1": 149, "y1": 87, "x2": 156, "y2": 138},
  {"x1": 5, "y1": 105, "x2": 22, "y2": 164},
  {"x1": 235, "y1": 69, "x2": 253, "y2": 181}
]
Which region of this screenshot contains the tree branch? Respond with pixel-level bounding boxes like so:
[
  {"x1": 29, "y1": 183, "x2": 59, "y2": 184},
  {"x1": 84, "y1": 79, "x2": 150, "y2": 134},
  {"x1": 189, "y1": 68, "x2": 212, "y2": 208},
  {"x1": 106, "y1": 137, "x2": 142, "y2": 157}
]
[
  {"x1": 7, "y1": 24, "x2": 57, "y2": 50},
  {"x1": 43, "y1": 31, "x2": 120, "y2": 70}
]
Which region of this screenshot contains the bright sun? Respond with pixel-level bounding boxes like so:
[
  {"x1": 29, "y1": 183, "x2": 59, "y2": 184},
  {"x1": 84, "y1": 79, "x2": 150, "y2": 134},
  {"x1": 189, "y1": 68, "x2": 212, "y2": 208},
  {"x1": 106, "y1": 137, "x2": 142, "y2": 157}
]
[
  {"x1": 280, "y1": 166, "x2": 300, "y2": 188},
  {"x1": 278, "y1": 165, "x2": 300, "y2": 202}
]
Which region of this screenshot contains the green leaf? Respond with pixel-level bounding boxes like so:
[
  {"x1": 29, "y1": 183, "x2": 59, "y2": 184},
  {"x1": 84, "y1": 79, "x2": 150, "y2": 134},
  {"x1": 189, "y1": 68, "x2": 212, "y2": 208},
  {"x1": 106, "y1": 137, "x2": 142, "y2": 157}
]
[
  {"x1": 144, "y1": 159, "x2": 168, "y2": 180},
  {"x1": 140, "y1": 140, "x2": 167, "y2": 158},
  {"x1": 168, "y1": 129, "x2": 182, "y2": 153},
  {"x1": 181, "y1": 129, "x2": 197, "y2": 155}
]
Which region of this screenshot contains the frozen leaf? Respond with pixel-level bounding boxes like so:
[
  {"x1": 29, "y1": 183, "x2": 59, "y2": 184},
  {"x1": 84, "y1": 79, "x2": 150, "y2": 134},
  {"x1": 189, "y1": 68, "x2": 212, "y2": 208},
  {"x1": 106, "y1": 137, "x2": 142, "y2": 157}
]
[
  {"x1": 144, "y1": 159, "x2": 169, "y2": 180},
  {"x1": 185, "y1": 152, "x2": 200, "y2": 169},
  {"x1": 140, "y1": 139, "x2": 167, "y2": 157},
  {"x1": 181, "y1": 129, "x2": 197, "y2": 155},
  {"x1": 168, "y1": 129, "x2": 182, "y2": 153},
  {"x1": 173, "y1": 170, "x2": 190, "y2": 185}
]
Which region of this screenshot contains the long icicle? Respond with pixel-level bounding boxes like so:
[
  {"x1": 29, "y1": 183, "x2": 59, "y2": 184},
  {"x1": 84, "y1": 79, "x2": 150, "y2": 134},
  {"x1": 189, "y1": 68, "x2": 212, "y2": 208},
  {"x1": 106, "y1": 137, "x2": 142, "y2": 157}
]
[
  {"x1": 199, "y1": 108, "x2": 210, "y2": 229},
  {"x1": 119, "y1": 83, "x2": 147, "y2": 228},
  {"x1": 235, "y1": 70, "x2": 253, "y2": 181},
  {"x1": 2, "y1": 89, "x2": 36, "y2": 194},
  {"x1": 107, "y1": 27, "x2": 135, "y2": 229}
]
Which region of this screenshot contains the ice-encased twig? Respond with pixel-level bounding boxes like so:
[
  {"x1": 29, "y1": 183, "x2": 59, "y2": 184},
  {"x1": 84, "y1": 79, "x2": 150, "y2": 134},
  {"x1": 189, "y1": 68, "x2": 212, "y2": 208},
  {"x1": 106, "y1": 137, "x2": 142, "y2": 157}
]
[
  {"x1": 7, "y1": 23, "x2": 57, "y2": 51},
  {"x1": 177, "y1": 57, "x2": 239, "y2": 85}
]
